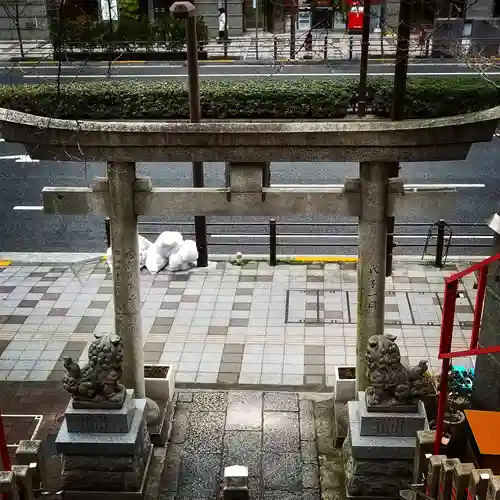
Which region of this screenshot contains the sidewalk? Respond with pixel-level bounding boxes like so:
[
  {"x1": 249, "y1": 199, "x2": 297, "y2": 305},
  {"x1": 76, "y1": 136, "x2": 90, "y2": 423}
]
[
  {"x1": 0, "y1": 40, "x2": 52, "y2": 61},
  {"x1": 0, "y1": 256, "x2": 476, "y2": 388},
  {"x1": 0, "y1": 34, "x2": 426, "y2": 62}
]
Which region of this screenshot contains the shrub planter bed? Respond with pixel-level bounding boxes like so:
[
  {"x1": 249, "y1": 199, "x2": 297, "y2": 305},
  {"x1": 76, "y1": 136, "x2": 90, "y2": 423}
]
[
  {"x1": 334, "y1": 366, "x2": 356, "y2": 402},
  {"x1": 144, "y1": 364, "x2": 175, "y2": 402},
  {"x1": 1, "y1": 77, "x2": 499, "y2": 121}
]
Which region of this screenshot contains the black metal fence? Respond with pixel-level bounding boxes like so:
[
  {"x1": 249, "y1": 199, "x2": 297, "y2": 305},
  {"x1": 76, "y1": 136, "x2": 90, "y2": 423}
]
[{"x1": 104, "y1": 219, "x2": 493, "y2": 268}]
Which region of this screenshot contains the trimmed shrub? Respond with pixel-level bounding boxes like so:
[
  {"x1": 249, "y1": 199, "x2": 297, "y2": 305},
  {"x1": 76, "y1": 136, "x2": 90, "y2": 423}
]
[
  {"x1": 0, "y1": 77, "x2": 497, "y2": 120},
  {"x1": 52, "y1": 15, "x2": 210, "y2": 52}
]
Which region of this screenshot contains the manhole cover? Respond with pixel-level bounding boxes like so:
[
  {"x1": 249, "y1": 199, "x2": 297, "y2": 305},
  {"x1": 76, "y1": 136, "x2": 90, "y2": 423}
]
[{"x1": 285, "y1": 289, "x2": 474, "y2": 326}]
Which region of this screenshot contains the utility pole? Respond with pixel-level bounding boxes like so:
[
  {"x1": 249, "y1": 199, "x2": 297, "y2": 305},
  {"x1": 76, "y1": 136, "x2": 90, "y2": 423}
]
[
  {"x1": 386, "y1": 0, "x2": 412, "y2": 276},
  {"x1": 224, "y1": 0, "x2": 228, "y2": 57},
  {"x1": 255, "y1": 0, "x2": 259, "y2": 59},
  {"x1": 170, "y1": 1, "x2": 208, "y2": 267},
  {"x1": 391, "y1": 0, "x2": 412, "y2": 121},
  {"x1": 290, "y1": 4, "x2": 296, "y2": 59},
  {"x1": 357, "y1": 0, "x2": 371, "y2": 117}
]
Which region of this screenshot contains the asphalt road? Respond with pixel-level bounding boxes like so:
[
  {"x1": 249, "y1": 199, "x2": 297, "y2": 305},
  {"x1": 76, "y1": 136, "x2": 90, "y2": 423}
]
[
  {"x1": 0, "y1": 59, "x2": 498, "y2": 83},
  {"x1": 0, "y1": 136, "x2": 497, "y2": 257},
  {"x1": 0, "y1": 59, "x2": 497, "y2": 257}
]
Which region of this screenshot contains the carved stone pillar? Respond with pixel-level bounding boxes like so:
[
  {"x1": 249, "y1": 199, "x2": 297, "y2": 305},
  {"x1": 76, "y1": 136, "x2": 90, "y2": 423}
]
[
  {"x1": 356, "y1": 161, "x2": 390, "y2": 391},
  {"x1": 107, "y1": 161, "x2": 145, "y2": 398}
]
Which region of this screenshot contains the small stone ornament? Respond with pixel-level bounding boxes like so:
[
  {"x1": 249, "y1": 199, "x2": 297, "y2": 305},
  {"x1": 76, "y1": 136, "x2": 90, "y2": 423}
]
[
  {"x1": 365, "y1": 333, "x2": 432, "y2": 412},
  {"x1": 62, "y1": 332, "x2": 126, "y2": 409}
]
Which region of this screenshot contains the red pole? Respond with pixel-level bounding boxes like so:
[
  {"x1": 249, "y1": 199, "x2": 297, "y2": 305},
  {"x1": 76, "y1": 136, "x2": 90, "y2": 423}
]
[
  {"x1": 0, "y1": 412, "x2": 11, "y2": 471},
  {"x1": 470, "y1": 266, "x2": 488, "y2": 350},
  {"x1": 434, "y1": 280, "x2": 458, "y2": 455},
  {"x1": 434, "y1": 358, "x2": 451, "y2": 455}
]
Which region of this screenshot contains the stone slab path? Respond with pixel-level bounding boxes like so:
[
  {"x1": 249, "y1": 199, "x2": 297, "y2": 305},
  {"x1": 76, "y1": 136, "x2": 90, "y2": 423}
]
[{"x1": 159, "y1": 391, "x2": 336, "y2": 500}]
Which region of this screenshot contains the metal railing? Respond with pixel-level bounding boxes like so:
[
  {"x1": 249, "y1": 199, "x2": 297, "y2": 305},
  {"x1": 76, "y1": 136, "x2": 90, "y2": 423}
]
[
  {"x1": 104, "y1": 218, "x2": 493, "y2": 267},
  {"x1": 46, "y1": 34, "x2": 500, "y2": 61}
]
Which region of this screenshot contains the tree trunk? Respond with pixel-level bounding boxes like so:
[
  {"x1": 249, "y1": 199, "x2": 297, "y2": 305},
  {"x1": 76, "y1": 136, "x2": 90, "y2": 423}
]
[{"x1": 15, "y1": 1, "x2": 24, "y2": 59}]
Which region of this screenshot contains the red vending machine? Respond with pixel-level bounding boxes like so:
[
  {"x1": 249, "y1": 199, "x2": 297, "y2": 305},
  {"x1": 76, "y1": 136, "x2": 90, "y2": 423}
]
[{"x1": 347, "y1": 0, "x2": 363, "y2": 32}]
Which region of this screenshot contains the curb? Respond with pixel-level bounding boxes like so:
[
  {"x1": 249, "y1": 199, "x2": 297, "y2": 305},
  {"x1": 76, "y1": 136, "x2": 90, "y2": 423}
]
[
  {"x1": 0, "y1": 252, "x2": 488, "y2": 266},
  {"x1": 5, "y1": 55, "x2": 465, "y2": 65}
]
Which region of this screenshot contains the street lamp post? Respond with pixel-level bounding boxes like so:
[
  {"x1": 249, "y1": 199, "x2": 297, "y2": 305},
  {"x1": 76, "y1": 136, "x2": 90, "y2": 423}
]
[
  {"x1": 357, "y1": 0, "x2": 371, "y2": 117},
  {"x1": 170, "y1": 1, "x2": 208, "y2": 267}
]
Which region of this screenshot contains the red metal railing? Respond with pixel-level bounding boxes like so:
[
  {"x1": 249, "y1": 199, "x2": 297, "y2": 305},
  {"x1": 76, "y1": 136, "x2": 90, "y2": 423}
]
[
  {"x1": 0, "y1": 412, "x2": 10, "y2": 472},
  {"x1": 434, "y1": 252, "x2": 500, "y2": 454}
]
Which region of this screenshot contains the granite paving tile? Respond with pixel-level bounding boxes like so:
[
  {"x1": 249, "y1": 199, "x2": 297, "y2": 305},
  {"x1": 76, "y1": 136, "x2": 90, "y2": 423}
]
[
  {"x1": 264, "y1": 392, "x2": 299, "y2": 412},
  {"x1": 263, "y1": 412, "x2": 300, "y2": 452},
  {"x1": 185, "y1": 411, "x2": 225, "y2": 454},
  {"x1": 226, "y1": 392, "x2": 262, "y2": 430},
  {"x1": 178, "y1": 452, "x2": 221, "y2": 500},
  {"x1": 300, "y1": 441, "x2": 318, "y2": 464},
  {"x1": 191, "y1": 392, "x2": 228, "y2": 412},
  {"x1": 223, "y1": 430, "x2": 262, "y2": 477},
  {"x1": 262, "y1": 452, "x2": 302, "y2": 492}
]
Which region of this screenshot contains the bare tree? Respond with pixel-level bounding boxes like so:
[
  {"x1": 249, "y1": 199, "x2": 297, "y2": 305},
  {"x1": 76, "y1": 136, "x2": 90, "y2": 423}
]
[{"x1": 0, "y1": 0, "x2": 29, "y2": 58}]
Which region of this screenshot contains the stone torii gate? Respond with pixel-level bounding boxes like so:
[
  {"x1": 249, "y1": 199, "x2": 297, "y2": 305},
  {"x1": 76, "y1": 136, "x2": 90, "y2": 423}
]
[{"x1": 1, "y1": 106, "x2": 499, "y2": 393}]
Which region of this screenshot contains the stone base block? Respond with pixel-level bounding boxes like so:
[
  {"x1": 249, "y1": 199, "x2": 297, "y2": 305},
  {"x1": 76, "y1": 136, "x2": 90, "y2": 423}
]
[
  {"x1": 65, "y1": 390, "x2": 135, "y2": 433},
  {"x1": 358, "y1": 392, "x2": 427, "y2": 438},
  {"x1": 347, "y1": 401, "x2": 420, "y2": 460},
  {"x1": 63, "y1": 453, "x2": 141, "y2": 473},
  {"x1": 345, "y1": 468, "x2": 411, "y2": 497},
  {"x1": 61, "y1": 445, "x2": 153, "y2": 500},
  {"x1": 147, "y1": 399, "x2": 174, "y2": 447},
  {"x1": 56, "y1": 399, "x2": 146, "y2": 455},
  {"x1": 344, "y1": 437, "x2": 411, "y2": 497},
  {"x1": 62, "y1": 428, "x2": 151, "y2": 490},
  {"x1": 349, "y1": 457, "x2": 413, "y2": 477}
]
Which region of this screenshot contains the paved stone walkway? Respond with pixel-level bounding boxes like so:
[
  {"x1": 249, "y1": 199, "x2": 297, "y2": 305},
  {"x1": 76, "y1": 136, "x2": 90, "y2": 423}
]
[
  {"x1": 0, "y1": 259, "x2": 476, "y2": 387},
  {"x1": 159, "y1": 391, "x2": 336, "y2": 500}
]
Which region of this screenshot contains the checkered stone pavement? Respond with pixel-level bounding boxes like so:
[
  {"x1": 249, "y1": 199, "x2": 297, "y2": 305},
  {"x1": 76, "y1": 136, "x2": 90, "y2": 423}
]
[{"x1": 0, "y1": 260, "x2": 477, "y2": 387}]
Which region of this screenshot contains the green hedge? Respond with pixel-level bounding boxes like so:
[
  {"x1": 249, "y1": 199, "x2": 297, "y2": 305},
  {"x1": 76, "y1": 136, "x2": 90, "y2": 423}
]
[
  {"x1": 0, "y1": 77, "x2": 498, "y2": 120},
  {"x1": 51, "y1": 16, "x2": 209, "y2": 52}
]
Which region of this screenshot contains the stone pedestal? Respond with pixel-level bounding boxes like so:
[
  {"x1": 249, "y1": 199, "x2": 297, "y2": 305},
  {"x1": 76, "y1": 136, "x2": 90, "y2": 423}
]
[
  {"x1": 55, "y1": 390, "x2": 153, "y2": 500},
  {"x1": 342, "y1": 392, "x2": 428, "y2": 500}
]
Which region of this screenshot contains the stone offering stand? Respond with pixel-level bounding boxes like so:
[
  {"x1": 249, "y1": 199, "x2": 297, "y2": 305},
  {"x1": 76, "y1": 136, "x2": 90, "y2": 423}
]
[
  {"x1": 342, "y1": 392, "x2": 428, "y2": 499},
  {"x1": 0, "y1": 439, "x2": 46, "y2": 500},
  {"x1": 408, "y1": 438, "x2": 500, "y2": 500},
  {"x1": 54, "y1": 332, "x2": 175, "y2": 500},
  {"x1": 55, "y1": 390, "x2": 153, "y2": 500}
]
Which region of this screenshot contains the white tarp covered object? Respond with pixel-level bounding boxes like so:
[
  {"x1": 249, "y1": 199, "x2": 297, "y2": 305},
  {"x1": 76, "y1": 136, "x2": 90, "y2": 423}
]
[
  {"x1": 106, "y1": 232, "x2": 199, "y2": 274},
  {"x1": 106, "y1": 235, "x2": 152, "y2": 272}
]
